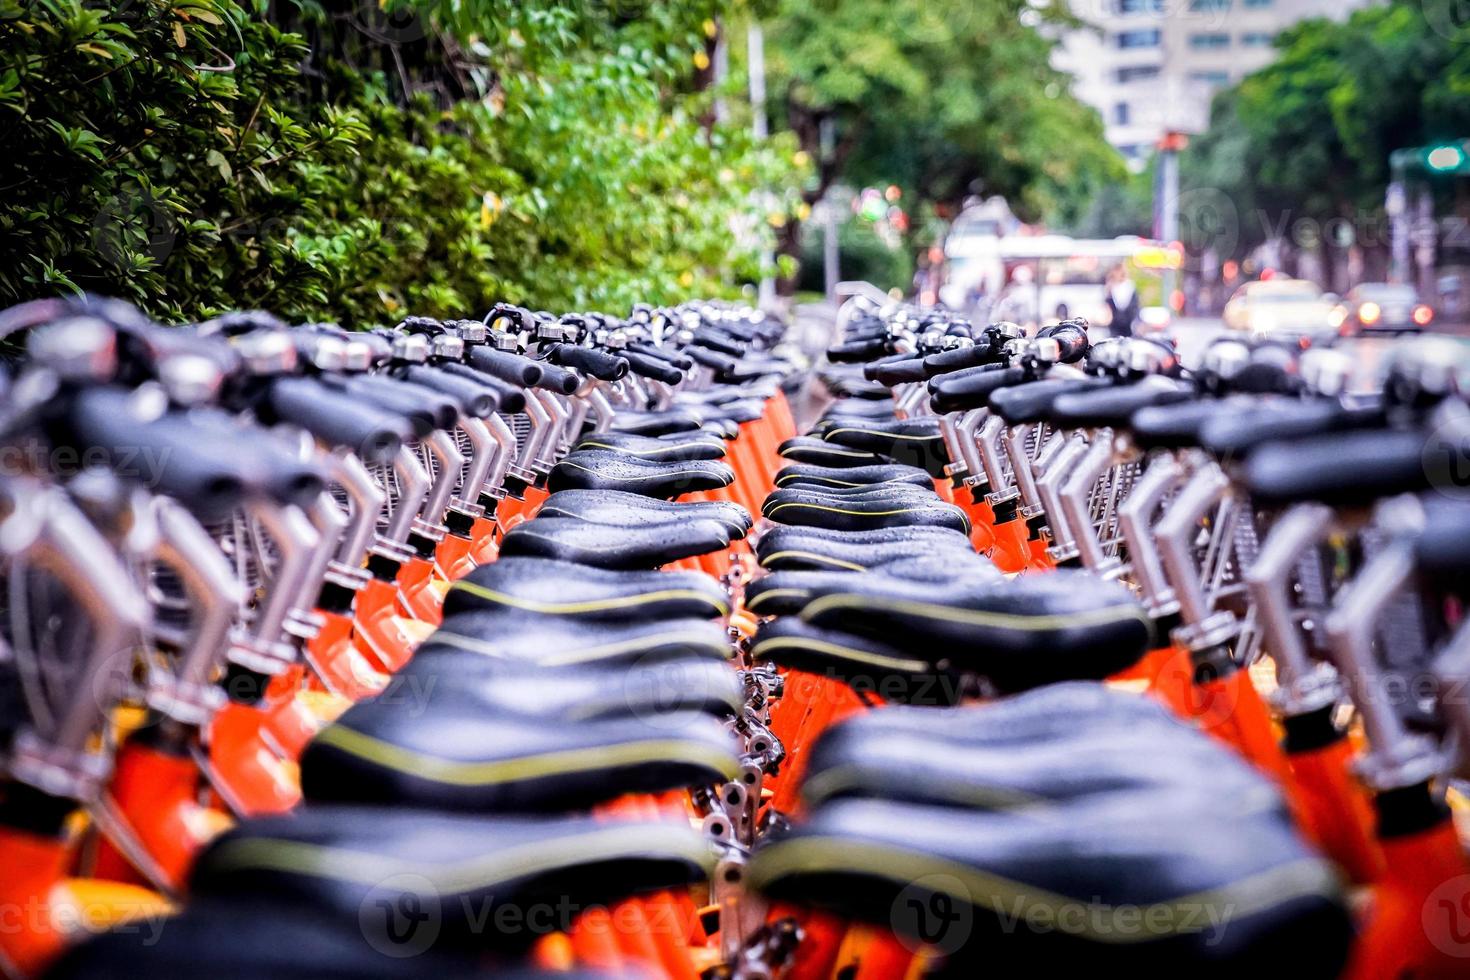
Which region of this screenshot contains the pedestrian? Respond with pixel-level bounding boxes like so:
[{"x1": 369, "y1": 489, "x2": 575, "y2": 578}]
[{"x1": 1105, "y1": 264, "x2": 1139, "y2": 338}]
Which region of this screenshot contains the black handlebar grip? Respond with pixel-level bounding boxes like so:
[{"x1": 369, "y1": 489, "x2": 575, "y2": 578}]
[
  {"x1": 687, "y1": 346, "x2": 739, "y2": 375},
  {"x1": 928, "y1": 365, "x2": 1026, "y2": 414},
  {"x1": 1049, "y1": 323, "x2": 1090, "y2": 364},
  {"x1": 334, "y1": 375, "x2": 460, "y2": 433},
  {"x1": 64, "y1": 389, "x2": 250, "y2": 518},
  {"x1": 862, "y1": 352, "x2": 918, "y2": 382},
  {"x1": 691, "y1": 329, "x2": 744, "y2": 357},
  {"x1": 622, "y1": 350, "x2": 685, "y2": 385},
  {"x1": 922, "y1": 343, "x2": 996, "y2": 378},
  {"x1": 265, "y1": 376, "x2": 411, "y2": 464},
  {"x1": 546, "y1": 344, "x2": 629, "y2": 382},
  {"x1": 440, "y1": 363, "x2": 526, "y2": 414},
  {"x1": 531, "y1": 360, "x2": 580, "y2": 395},
  {"x1": 398, "y1": 365, "x2": 501, "y2": 418},
  {"x1": 870, "y1": 355, "x2": 929, "y2": 387},
  {"x1": 467, "y1": 347, "x2": 544, "y2": 388},
  {"x1": 827, "y1": 337, "x2": 888, "y2": 363},
  {"x1": 628, "y1": 342, "x2": 694, "y2": 372}
]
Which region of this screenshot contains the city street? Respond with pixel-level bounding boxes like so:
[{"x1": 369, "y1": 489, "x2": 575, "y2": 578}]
[{"x1": 1164, "y1": 315, "x2": 1470, "y2": 385}]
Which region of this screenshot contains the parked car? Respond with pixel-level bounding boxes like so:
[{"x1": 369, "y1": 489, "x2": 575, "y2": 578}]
[
  {"x1": 1223, "y1": 278, "x2": 1345, "y2": 339},
  {"x1": 1337, "y1": 282, "x2": 1435, "y2": 335}
]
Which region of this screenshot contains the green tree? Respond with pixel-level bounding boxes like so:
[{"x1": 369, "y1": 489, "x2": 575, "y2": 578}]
[
  {"x1": 1181, "y1": 0, "x2": 1470, "y2": 275},
  {"x1": 742, "y1": 0, "x2": 1123, "y2": 288},
  {"x1": 0, "y1": 0, "x2": 803, "y2": 322}
]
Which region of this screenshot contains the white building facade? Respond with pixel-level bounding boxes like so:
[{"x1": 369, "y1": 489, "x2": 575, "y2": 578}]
[{"x1": 1052, "y1": 0, "x2": 1375, "y2": 167}]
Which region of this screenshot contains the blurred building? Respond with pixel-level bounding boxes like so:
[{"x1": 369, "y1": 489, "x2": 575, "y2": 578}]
[{"x1": 1052, "y1": 0, "x2": 1377, "y2": 169}]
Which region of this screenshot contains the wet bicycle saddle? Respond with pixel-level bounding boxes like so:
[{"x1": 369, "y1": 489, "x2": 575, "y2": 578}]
[
  {"x1": 374, "y1": 651, "x2": 744, "y2": 721},
  {"x1": 498, "y1": 517, "x2": 734, "y2": 570},
  {"x1": 773, "y1": 461, "x2": 935, "y2": 489},
  {"x1": 801, "y1": 710, "x2": 1277, "y2": 815},
  {"x1": 191, "y1": 811, "x2": 715, "y2": 952},
  {"x1": 413, "y1": 612, "x2": 732, "y2": 668},
  {"x1": 820, "y1": 417, "x2": 950, "y2": 477},
  {"x1": 747, "y1": 557, "x2": 1000, "y2": 617},
  {"x1": 769, "y1": 570, "x2": 1152, "y2": 694},
  {"x1": 606, "y1": 407, "x2": 705, "y2": 437},
  {"x1": 572, "y1": 430, "x2": 728, "y2": 460},
  {"x1": 760, "y1": 482, "x2": 939, "y2": 514},
  {"x1": 538, "y1": 489, "x2": 752, "y2": 535},
  {"x1": 300, "y1": 694, "x2": 739, "y2": 812},
  {"x1": 548, "y1": 449, "x2": 735, "y2": 498},
  {"x1": 747, "y1": 793, "x2": 1351, "y2": 978},
  {"x1": 49, "y1": 898, "x2": 496, "y2": 979},
  {"x1": 441, "y1": 556, "x2": 729, "y2": 621},
  {"x1": 755, "y1": 524, "x2": 979, "y2": 572},
  {"x1": 760, "y1": 490, "x2": 970, "y2": 534},
  {"x1": 776, "y1": 436, "x2": 898, "y2": 468}
]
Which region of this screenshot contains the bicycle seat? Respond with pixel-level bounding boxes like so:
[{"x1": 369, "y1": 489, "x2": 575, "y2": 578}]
[
  {"x1": 608, "y1": 407, "x2": 706, "y2": 436},
  {"x1": 49, "y1": 898, "x2": 493, "y2": 979},
  {"x1": 382, "y1": 650, "x2": 744, "y2": 719},
  {"x1": 301, "y1": 698, "x2": 738, "y2": 812},
  {"x1": 539, "y1": 489, "x2": 751, "y2": 535},
  {"x1": 414, "y1": 611, "x2": 731, "y2": 668},
  {"x1": 756, "y1": 524, "x2": 979, "y2": 572},
  {"x1": 750, "y1": 619, "x2": 964, "y2": 705},
  {"x1": 746, "y1": 556, "x2": 999, "y2": 616},
  {"x1": 817, "y1": 370, "x2": 890, "y2": 400},
  {"x1": 797, "y1": 571, "x2": 1151, "y2": 693},
  {"x1": 499, "y1": 516, "x2": 733, "y2": 569},
  {"x1": 777, "y1": 436, "x2": 898, "y2": 468},
  {"x1": 192, "y1": 810, "x2": 714, "y2": 952},
  {"x1": 748, "y1": 796, "x2": 1349, "y2": 977},
  {"x1": 773, "y1": 462, "x2": 934, "y2": 489},
  {"x1": 548, "y1": 449, "x2": 735, "y2": 498},
  {"x1": 818, "y1": 398, "x2": 899, "y2": 421},
  {"x1": 989, "y1": 377, "x2": 1108, "y2": 426},
  {"x1": 800, "y1": 682, "x2": 1173, "y2": 743},
  {"x1": 698, "y1": 396, "x2": 764, "y2": 426},
  {"x1": 802, "y1": 716, "x2": 1275, "y2": 814},
  {"x1": 442, "y1": 557, "x2": 728, "y2": 620},
  {"x1": 762, "y1": 490, "x2": 970, "y2": 534},
  {"x1": 821, "y1": 418, "x2": 949, "y2": 477},
  {"x1": 1048, "y1": 377, "x2": 1195, "y2": 429},
  {"x1": 573, "y1": 430, "x2": 727, "y2": 460},
  {"x1": 1245, "y1": 426, "x2": 1443, "y2": 508},
  {"x1": 760, "y1": 482, "x2": 938, "y2": 515}
]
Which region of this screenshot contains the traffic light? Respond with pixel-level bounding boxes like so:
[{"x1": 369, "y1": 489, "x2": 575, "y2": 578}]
[{"x1": 1426, "y1": 142, "x2": 1467, "y2": 173}]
